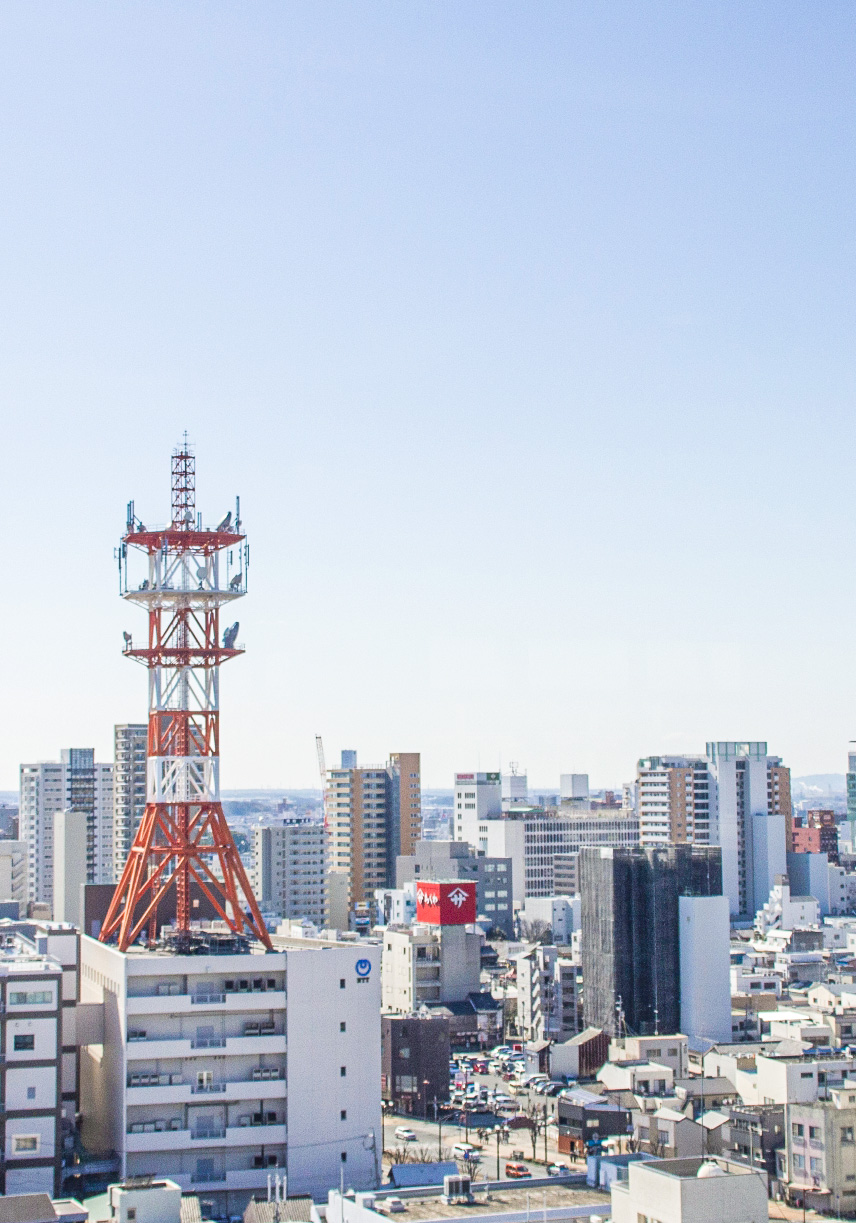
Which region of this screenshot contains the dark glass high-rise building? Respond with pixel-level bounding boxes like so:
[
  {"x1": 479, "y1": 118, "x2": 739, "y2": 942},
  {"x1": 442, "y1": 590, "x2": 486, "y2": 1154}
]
[{"x1": 581, "y1": 843, "x2": 722, "y2": 1037}]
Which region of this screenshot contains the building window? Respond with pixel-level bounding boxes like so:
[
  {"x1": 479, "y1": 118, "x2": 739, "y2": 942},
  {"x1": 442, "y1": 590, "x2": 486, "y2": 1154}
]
[
  {"x1": 340, "y1": 1022, "x2": 346, "y2": 1032},
  {"x1": 809, "y1": 1126, "x2": 821, "y2": 1140},
  {"x1": 341, "y1": 1066, "x2": 347, "y2": 1077},
  {"x1": 26, "y1": 1087, "x2": 35, "y2": 1100},
  {"x1": 842, "y1": 1127, "x2": 854, "y2": 1144},
  {"x1": 341, "y1": 1110, "x2": 347, "y2": 1120},
  {"x1": 810, "y1": 1157, "x2": 823, "y2": 1174},
  {"x1": 13, "y1": 1034, "x2": 35, "y2": 1051},
  {"x1": 341, "y1": 1152, "x2": 347, "y2": 1163},
  {"x1": 340, "y1": 979, "x2": 346, "y2": 989},
  {"x1": 793, "y1": 1155, "x2": 805, "y2": 1170},
  {"x1": 9, "y1": 991, "x2": 52, "y2": 1005},
  {"x1": 12, "y1": 1135, "x2": 39, "y2": 1153},
  {"x1": 793, "y1": 1124, "x2": 804, "y2": 1138}
]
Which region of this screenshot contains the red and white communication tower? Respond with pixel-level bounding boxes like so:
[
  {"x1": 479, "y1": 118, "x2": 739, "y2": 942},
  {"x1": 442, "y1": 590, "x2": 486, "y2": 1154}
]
[{"x1": 100, "y1": 443, "x2": 272, "y2": 951}]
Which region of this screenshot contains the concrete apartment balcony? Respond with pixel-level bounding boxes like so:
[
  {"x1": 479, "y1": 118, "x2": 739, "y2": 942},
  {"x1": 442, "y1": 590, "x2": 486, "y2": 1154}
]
[
  {"x1": 125, "y1": 1124, "x2": 287, "y2": 1153},
  {"x1": 126, "y1": 1127, "x2": 192, "y2": 1153},
  {"x1": 126, "y1": 990, "x2": 286, "y2": 1016},
  {"x1": 126, "y1": 1077, "x2": 286, "y2": 1106},
  {"x1": 174, "y1": 1168, "x2": 279, "y2": 1192},
  {"x1": 126, "y1": 1031, "x2": 286, "y2": 1059},
  {"x1": 227, "y1": 1122, "x2": 287, "y2": 1148}
]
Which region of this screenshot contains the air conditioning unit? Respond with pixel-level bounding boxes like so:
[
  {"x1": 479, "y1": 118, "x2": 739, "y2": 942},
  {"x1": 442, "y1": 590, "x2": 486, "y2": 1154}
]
[{"x1": 443, "y1": 1176, "x2": 472, "y2": 1203}]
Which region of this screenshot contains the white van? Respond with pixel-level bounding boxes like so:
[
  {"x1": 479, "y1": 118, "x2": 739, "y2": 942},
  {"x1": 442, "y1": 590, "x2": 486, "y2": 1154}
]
[{"x1": 452, "y1": 1142, "x2": 480, "y2": 1161}]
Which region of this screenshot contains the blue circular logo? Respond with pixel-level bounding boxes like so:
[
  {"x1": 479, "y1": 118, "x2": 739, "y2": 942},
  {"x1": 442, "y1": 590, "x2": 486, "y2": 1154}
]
[{"x1": 355, "y1": 958, "x2": 371, "y2": 977}]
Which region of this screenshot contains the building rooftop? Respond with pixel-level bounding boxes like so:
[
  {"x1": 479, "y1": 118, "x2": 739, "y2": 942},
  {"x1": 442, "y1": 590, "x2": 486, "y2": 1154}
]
[
  {"x1": 244, "y1": 1196, "x2": 314, "y2": 1223},
  {"x1": 0, "y1": 1197, "x2": 86, "y2": 1223},
  {"x1": 634, "y1": 1156, "x2": 758, "y2": 1180},
  {"x1": 358, "y1": 1184, "x2": 609, "y2": 1221}
]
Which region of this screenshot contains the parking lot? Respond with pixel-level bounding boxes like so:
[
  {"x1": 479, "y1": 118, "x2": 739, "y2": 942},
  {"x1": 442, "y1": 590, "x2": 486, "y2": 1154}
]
[{"x1": 382, "y1": 1049, "x2": 583, "y2": 1183}]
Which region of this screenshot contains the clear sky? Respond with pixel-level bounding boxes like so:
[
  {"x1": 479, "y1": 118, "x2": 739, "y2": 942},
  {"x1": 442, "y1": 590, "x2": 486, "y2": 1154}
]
[{"x1": 1, "y1": 3, "x2": 854, "y2": 791}]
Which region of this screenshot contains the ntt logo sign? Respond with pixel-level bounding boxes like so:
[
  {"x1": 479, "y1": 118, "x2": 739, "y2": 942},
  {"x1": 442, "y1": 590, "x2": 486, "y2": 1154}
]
[
  {"x1": 355, "y1": 958, "x2": 372, "y2": 977},
  {"x1": 415, "y1": 881, "x2": 477, "y2": 925}
]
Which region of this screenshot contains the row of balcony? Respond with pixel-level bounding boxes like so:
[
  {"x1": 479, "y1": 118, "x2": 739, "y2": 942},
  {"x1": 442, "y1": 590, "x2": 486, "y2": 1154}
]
[
  {"x1": 126, "y1": 1033, "x2": 286, "y2": 1060},
  {"x1": 127, "y1": 1073, "x2": 284, "y2": 1105},
  {"x1": 126, "y1": 989, "x2": 284, "y2": 1015},
  {"x1": 125, "y1": 1122, "x2": 287, "y2": 1153}
]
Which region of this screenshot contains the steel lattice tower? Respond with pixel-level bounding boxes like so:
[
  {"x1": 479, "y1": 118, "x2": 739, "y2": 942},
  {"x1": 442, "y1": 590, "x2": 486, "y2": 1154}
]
[{"x1": 100, "y1": 444, "x2": 272, "y2": 951}]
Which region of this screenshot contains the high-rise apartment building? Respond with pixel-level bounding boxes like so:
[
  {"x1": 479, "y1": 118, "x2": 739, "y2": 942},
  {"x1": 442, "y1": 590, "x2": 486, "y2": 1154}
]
[
  {"x1": 113, "y1": 724, "x2": 147, "y2": 880},
  {"x1": 388, "y1": 752, "x2": 422, "y2": 858},
  {"x1": 636, "y1": 755, "x2": 713, "y2": 845},
  {"x1": 637, "y1": 742, "x2": 791, "y2": 918},
  {"x1": 19, "y1": 749, "x2": 113, "y2": 910},
  {"x1": 326, "y1": 750, "x2": 421, "y2": 928},
  {"x1": 252, "y1": 818, "x2": 326, "y2": 924},
  {"x1": 581, "y1": 843, "x2": 723, "y2": 1037}
]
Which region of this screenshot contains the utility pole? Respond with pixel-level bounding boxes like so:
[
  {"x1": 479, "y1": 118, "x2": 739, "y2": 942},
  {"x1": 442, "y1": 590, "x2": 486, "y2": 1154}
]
[{"x1": 434, "y1": 1096, "x2": 443, "y2": 1158}]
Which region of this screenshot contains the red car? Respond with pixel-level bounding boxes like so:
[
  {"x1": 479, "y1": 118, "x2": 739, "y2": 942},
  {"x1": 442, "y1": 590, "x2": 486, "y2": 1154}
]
[{"x1": 505, "y1": 1163, "x2": 531, "y2": 1179}]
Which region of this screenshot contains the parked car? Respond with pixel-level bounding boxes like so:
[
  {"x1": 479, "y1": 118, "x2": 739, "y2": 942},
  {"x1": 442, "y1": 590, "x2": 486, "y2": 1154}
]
[
  {"x1": 394, "y1": 1127, "x2": 417, "y2": 1142},
  {"x1": 505, "y1": 1163, "x2": 531, "y2": 1179},
  {"x1": 452, "y1": 1142, "x2": 481, "y2": 1161},
  {"x1": 547, "y1": 1163, "x2": 570, "y2": 1177}
]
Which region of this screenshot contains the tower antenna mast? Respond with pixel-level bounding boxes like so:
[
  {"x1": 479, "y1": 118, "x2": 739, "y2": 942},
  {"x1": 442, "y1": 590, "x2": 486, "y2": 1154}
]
[{"x1": 100, "y1": 442, "x2": 271, "y2": 950}]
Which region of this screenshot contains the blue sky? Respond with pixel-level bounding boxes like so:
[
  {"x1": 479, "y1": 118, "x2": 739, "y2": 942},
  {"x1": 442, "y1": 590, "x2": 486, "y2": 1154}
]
[{"x1": 1, "y1": 3, "x2": 855, "y2": 789}]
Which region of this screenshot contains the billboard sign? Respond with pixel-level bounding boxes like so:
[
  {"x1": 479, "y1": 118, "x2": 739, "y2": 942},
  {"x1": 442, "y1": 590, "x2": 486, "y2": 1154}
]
[{"x1": 416, "y1": 881, "x2": 477, "y2": 925}]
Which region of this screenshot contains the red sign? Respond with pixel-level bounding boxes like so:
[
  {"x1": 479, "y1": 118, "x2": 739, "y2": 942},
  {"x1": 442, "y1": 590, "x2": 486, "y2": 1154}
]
[{"x1": 416, "y1": 881, "x2": 477, "y2": 925}]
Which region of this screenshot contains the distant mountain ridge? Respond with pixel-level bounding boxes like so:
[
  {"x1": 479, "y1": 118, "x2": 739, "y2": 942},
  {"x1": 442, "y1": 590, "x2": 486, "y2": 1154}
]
[{"x1": 793, "y1": 774, "x2": 846, "y2": 795}]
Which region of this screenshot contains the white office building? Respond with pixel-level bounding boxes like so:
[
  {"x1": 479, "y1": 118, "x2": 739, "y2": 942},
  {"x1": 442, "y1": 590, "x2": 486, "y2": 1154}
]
[
  {"x1": 469, "y1": 808, "x2": 640, "y2": 904},
  {"x1": 19, "y1": 750, "x2": 114, "y2": 910},
  {"x1": 453, "y1": 772, "x2": 502, "y2": 845},
  {"x1": 79, "y1": 932, "x2": 381, "y2": 1215},
  {"x1": 251, "y1": 819, "x2": 326, "y2": 925}
]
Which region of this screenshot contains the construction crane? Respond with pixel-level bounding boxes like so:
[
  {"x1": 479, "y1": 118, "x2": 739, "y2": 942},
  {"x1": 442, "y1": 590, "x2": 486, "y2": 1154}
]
[{"x1": 316, "y1": 735, "x2": 328, "y2": 831}]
